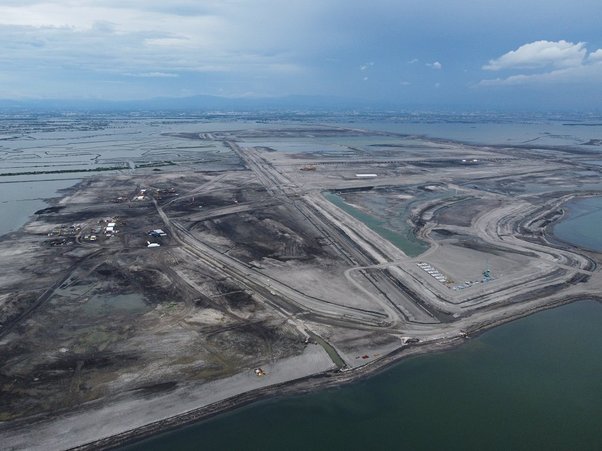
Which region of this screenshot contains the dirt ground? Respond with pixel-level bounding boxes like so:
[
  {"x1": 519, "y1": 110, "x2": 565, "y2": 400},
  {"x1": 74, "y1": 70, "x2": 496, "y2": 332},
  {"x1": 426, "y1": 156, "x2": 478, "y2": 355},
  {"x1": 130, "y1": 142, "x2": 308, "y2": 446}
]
[{"x1": 1, "y1": 122, "x2": 601, "y2": 450}]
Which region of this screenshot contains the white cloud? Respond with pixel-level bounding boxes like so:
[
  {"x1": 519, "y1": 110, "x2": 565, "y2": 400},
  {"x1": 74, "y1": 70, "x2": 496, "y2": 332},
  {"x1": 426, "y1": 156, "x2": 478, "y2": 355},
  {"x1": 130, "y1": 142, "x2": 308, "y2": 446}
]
[
  {"x1": 480, "y1": 40, "x2": 602, "y2": 86},
  {"x1": 144, "y1": 37, "x2": 192, "y2": 48},
  {"x1": 589, "y1": 49, "x2": 602, "y2": 63},
  {"x1": 1, "y1": 1, "x2": 599, "y2": 102},
  {"x1": 125, "y1": 72, "x2": 179, "y2": 78},
  {"x1": 0, "y1": 1, "x2": 316, "y2": 84},
  {"x1": 483, "y1": 40, "x2": 586, "y2": 71},
  {"x1": 480, "y1": 61, "x2": 602, "y2": 86}
]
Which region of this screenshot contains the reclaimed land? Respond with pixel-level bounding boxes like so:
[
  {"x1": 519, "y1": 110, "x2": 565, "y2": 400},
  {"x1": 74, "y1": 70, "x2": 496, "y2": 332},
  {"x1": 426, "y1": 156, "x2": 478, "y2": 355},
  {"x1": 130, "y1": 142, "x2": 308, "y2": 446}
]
[{"x1": 1, "y1": 124, "x2": 602, "y2": 450}]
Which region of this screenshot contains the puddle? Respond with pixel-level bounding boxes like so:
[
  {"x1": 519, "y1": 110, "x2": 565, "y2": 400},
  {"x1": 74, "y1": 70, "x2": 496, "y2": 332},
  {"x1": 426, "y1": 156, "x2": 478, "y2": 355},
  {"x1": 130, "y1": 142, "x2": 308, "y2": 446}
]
[
  {"x1": 81, "y1": 293, "x2": 150, "y2": 316},
  {"x1": 324, "y1": 191, "x2": 429, "y2": 257}
]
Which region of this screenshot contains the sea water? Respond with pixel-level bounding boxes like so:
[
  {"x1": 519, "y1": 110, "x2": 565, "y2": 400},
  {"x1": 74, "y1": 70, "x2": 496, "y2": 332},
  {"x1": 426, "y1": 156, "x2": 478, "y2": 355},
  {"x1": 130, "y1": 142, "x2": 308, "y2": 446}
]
[{"x1": 122, "y1": 300, "x2": 602, "y2": 451}]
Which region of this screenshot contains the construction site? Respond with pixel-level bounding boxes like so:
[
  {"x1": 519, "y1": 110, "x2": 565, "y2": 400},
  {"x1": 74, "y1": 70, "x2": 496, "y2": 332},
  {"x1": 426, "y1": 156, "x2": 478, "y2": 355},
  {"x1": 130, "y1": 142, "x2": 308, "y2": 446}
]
[{"x1": 1, "y1": 122, "x2": 602, "y2": 450}]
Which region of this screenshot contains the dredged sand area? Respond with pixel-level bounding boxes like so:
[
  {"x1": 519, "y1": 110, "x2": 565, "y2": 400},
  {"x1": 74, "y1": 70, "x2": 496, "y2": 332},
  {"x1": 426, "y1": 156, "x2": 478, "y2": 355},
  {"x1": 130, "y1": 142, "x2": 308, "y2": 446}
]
[{"x1": 1, "y1": 122, "x2": 602, "y2": 449}]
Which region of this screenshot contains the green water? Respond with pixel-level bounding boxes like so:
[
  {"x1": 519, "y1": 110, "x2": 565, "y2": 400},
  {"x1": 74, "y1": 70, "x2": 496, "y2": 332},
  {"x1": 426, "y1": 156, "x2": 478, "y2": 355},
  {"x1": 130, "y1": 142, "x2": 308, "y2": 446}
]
[
  {"x1": 554, "y1": 196, "x2": 602, "y2": 252},
  {"x1": 323, "y1": 191, "x2": 429, "y2": 257},
  {"x1": 81, "y1": 293, "x2": 149, "y2": 316},
  {"x1": 122, "y1": 300, "x2": 602, "y2": 451}
]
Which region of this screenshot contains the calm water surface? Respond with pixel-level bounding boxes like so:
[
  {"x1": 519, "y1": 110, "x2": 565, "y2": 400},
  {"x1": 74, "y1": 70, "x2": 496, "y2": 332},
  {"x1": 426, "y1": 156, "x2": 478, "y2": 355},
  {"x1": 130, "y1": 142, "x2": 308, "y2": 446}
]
[
  {"x1": 323, "y1": 191, "x2": 429, "y2": 257},
  {"x1": 554, "y1": 196, "x2": 602, "y2": 252},
  {"x1": 122, "y1": 300, "x2": 602, "y2": 451},
  {"x1": 0, "y1": 177, "x2": 80, "y2": 236}
]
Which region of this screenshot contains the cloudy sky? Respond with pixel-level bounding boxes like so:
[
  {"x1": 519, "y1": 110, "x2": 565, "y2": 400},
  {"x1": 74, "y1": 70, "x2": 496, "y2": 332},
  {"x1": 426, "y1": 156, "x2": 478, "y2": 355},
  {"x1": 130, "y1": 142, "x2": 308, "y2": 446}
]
[{"x1": 1, "y1": 0, "x2": 601, "y2": 109}]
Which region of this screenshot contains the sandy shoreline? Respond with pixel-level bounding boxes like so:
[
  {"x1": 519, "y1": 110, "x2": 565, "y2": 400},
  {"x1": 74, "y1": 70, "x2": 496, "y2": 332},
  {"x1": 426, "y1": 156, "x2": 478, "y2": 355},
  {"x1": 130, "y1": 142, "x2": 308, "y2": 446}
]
[
  {"x1": 54, "y1": 194, "x2": 601, "y2": 450},
  {"x1": 68, "y1": 293, "x2": 601, "y2": 451}
]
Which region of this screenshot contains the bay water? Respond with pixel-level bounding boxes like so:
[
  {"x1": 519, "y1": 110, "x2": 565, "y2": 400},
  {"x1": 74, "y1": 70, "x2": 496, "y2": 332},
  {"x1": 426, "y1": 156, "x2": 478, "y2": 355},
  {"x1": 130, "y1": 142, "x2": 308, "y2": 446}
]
[
  {"x1": 122, "y1": 193, "x2": 602, "y2": 451},
  {"x1": 122, "y1": 300, "x2": 602, "y2": 451}
]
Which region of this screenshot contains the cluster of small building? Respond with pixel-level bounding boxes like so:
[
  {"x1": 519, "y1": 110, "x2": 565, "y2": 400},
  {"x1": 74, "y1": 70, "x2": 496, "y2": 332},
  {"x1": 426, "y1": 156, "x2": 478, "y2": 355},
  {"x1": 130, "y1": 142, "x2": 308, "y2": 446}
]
[
  {"x1": 45, "y1": 237, "x2": 75, "y2": 247},
  {"x1": 97, "y1": 218, "x2": 119, "y2": 238},
  {"x1": 451, "y1": 269, "x2": 493, "y2": 290},
  {"x1": 132, "y1": 188, "x2": 147, "y2": 201},
  {"x1": 81, "y1": 218, "x2": 119, "y2": 242},
  {"x1": 153, "y1": 187, "x2": 177, "y2": 200},
  {"x1": 451, "y1": 280, "x2": 481, "y2": 290},
  {"x1": 416, "y1": 262, "x2": 448, "y2": 284},
  {"x1": 82, "y1": 233, "x2": 98, "y2": 242},
  {"x1": 48, "y1": 224, "x2": 82, "y2": 237},
  {"x1": 146, "y1": 229, "x2": 167, "y2": 248},
  {"x1": 104, "y1": 221, "x2": 117, "y2": 237},
  {"x1": 113, "y1": 187, "x2": 176, "y2": 203},
  {"x1": 148, "y1": 229, "x2": 167, "y2": 238},
  {"x1": 45, "y1": 224, "x2": 84, "y2": 247}
]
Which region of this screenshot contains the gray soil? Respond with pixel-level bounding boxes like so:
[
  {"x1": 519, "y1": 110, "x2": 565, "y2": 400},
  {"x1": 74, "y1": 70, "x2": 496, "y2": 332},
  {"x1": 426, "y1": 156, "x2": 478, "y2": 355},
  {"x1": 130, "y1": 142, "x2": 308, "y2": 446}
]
[{"x1": 1, "y1": 120, "x2": 601, "y2": 450}]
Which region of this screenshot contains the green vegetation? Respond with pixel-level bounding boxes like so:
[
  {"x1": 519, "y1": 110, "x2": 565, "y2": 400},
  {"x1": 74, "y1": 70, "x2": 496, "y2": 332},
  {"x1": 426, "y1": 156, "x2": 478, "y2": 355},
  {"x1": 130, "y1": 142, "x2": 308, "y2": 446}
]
[
  {"x1": 0, "y1": 166, "x2": 126, "y2": 177},
  {"x1": 0, "y1": 160, "x2": 176, "y2": 177}
]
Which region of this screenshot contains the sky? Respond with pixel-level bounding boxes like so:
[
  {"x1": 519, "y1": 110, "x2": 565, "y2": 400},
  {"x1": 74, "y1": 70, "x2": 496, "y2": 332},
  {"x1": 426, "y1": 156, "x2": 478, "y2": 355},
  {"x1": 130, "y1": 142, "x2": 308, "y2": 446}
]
[{"x1": 1, "y1": 0, "x2": 601, "y2": 109}]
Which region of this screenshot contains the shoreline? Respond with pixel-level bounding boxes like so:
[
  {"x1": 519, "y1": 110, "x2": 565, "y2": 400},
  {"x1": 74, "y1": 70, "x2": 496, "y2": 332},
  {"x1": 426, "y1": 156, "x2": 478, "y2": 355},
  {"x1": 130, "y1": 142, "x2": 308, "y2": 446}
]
[
  {"x1": 548, "y1": 196, "x2": 602, "y2": 256},
  {"x1": 1, "y1": 185, "x2": 598, "y2": 450},
  {"x1": 2, "y1": 127, "x2": 601, "y2": 450},
  {"x1": 74, "y1": 293, "x2": 601, "y2": 451},
  {"x1": 87, "y1": 189, "x2": 601, "y2": 449}
]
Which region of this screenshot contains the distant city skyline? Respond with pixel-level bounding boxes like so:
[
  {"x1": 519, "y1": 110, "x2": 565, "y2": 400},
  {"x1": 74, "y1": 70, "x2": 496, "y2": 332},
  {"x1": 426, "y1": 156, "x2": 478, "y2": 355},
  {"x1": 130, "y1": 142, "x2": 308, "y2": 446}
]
[{"x1": 1, "y1": 0, "x2": 601, "y2": 109}]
